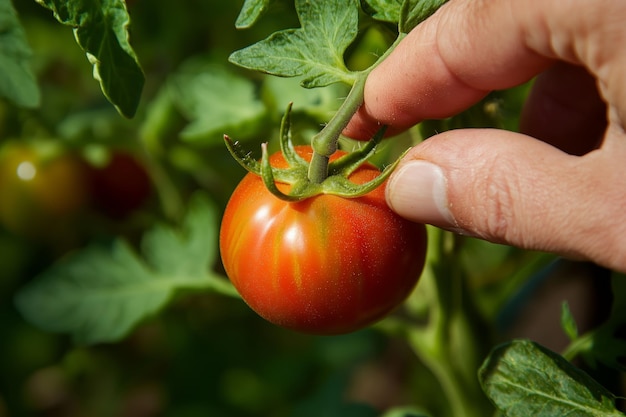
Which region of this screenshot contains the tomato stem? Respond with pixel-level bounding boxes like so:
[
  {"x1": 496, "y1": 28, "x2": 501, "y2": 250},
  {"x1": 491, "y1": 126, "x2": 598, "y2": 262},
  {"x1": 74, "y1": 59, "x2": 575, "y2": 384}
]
[
  {"x1": 225, "y1": 35, "x2": 408, "y2": 199},
  {"x1": 307, "y1": 33, "x2": 406, "y2": 185},
  {"x1": 137, "y1": 137, "x2": 185, "y2": 222},
  {"x1": 307, "y1": 74, "x2": 367, "y2": 184}
]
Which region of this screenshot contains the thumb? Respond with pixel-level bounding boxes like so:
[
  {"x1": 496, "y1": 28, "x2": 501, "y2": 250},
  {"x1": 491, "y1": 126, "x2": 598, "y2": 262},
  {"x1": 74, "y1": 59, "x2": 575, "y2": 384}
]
[{"x1": 385, "y1": 129, "x2": 626, "y2": 269}]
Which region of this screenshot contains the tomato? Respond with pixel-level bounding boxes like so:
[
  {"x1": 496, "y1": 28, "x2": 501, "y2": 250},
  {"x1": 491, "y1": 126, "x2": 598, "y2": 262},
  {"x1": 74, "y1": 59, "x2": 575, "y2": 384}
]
[
  {"x1": 0, "y1": 141, "x2": 90, "y2": 240},
  {"x1": 88, "y1": 151, "x2": 152, "y2": 219},
  {"x1": 220, "y1": 146, "x2": 427, "y2": 335}
]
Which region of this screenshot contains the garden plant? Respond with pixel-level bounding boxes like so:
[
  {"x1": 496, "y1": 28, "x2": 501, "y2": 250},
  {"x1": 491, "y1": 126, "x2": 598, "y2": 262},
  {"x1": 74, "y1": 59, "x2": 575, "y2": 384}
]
[{"x1": 0, "y1": 0, "x2": 625, "y2": 416}]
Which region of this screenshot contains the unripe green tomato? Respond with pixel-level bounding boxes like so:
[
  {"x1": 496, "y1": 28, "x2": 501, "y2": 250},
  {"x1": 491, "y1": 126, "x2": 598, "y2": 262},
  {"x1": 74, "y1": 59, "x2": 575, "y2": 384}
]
[{"x1": 0, "y1": 141, "x2": 89, "y2": 239}]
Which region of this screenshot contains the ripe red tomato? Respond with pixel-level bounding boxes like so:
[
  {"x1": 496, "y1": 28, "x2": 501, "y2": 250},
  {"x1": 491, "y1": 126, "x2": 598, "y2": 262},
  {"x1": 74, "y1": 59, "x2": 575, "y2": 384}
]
[{"x1": 220, "y1": 146, "x2": 427, "y2": 334}]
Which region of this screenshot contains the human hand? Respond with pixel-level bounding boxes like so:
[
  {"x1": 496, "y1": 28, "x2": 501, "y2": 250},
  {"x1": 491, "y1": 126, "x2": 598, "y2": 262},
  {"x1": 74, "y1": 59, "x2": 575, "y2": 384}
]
[{"x1": 344, "y1": 0, "x2": 626, "y2": 272}]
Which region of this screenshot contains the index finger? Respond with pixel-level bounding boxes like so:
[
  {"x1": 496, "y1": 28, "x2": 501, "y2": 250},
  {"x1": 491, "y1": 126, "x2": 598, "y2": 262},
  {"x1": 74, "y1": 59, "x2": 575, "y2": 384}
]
[{"x1": 344, "y1": 0, "x2": 565, "y2": 139}]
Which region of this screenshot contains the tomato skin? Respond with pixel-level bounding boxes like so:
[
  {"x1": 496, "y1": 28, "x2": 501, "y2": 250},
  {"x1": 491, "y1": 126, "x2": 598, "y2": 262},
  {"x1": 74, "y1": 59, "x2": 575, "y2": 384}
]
[{"x1": 220, "y1": 146, "x2": 427, "y2": 335}]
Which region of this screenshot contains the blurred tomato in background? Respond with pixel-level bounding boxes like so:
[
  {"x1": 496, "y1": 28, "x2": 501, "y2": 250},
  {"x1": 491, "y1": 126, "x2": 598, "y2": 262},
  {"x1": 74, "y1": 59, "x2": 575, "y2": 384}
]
[
  {"x1": 0, "y1": 140, "x2": 89, "y2": 241},
  {"x1": 87, "y1": 150, "x2": 153, "y2": 220}
]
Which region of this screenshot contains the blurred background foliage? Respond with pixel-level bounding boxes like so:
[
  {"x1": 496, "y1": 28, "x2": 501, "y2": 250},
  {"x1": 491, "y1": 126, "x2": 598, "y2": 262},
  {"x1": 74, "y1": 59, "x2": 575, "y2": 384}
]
[
  {"x1": 2, "y1": 1, "x2": 418, "y2": 415},
  {"x1": 0, "y1": 0, "x2": 617, "y2": 416}
]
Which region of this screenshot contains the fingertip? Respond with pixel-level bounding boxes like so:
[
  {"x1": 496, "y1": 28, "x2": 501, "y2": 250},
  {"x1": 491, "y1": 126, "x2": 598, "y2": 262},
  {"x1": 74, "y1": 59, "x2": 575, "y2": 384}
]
[{"x1": 386, "y1": 159, "x2": 456, "y2": 228}]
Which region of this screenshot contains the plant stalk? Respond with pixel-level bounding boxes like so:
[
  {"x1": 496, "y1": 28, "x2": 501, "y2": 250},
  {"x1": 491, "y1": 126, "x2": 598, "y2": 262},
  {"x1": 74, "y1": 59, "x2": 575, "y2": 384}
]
[
  {"x1": 562, "y1": 331, "x2": 595, "y2": 362},
  {"x1": 138, "y1": 118, "x2": 185, "y2": 222},
  {"x1": 408, "y1": 228, "x2": 494, "y2": 417},
  {"x1": 411, "y1": 336, "x2": 485, "y2": 417},
  {"x1": 307, "y1": 74, "x2": 367, "y2": 183},
  {"x1": 307, "y1": 33, "x2": 407, "y2": 184}
]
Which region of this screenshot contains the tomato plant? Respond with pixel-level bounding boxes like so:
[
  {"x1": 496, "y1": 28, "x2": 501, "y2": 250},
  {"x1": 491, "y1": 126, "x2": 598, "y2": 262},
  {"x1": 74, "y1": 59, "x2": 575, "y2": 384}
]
[
  {"x1": 3, "y1": 1, "x2": 626, "y2": 417},
  {"x1": 220, "y1": 146, "x2": 426, "y2": 334}
]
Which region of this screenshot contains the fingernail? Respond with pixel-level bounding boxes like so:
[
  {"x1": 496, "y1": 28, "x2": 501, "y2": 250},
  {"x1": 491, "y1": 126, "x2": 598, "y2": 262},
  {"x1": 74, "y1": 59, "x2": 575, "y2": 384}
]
[{"x1": 386, "y1": 160, "x2": 455, "y2": 226}]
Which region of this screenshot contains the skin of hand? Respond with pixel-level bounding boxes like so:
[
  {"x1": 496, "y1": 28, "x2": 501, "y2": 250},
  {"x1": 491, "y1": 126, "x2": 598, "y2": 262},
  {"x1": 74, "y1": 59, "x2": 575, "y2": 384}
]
[{"x1": 343, "y1": 0, "x2": 626, "y2": 272}]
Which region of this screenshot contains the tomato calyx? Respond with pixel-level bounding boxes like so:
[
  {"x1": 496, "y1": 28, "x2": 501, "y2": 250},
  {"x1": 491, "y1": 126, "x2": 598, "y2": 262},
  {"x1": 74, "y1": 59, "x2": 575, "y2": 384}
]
[{"x1": 225, "y1": 102, "x2": 402, "y2": 202}]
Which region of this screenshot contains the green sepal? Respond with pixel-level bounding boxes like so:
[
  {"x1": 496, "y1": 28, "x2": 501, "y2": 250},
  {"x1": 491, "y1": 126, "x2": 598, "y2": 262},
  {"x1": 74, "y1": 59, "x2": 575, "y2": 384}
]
[
  {"x1": 260, "y1": 142, "x2": 313, "y2": 202},
  {"x1": 223, "y1": 135, "x2": 262, "y2": 175},
  {"x1": 277, "y1": 102, "x2": 308, "y2": 168},
  {"x1": 224, "y1": 102, "x2": 307, "y2": 184},
  {"x1": 320, "y1": 149, "x2": 405, "y2": 198},
  {"x1": 226, "y1": 105, "x2": 398, "y2": 202},
  {"x1": 328, "y1": 125, "x2": 386, "y2": 176}
]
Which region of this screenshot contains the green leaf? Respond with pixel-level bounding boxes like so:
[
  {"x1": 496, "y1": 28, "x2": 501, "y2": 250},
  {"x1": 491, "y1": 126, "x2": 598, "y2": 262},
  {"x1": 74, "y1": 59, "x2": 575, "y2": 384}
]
[
  {"x1": 479, "y1": 339, "x2": 624, "y2": 417},
  {"x1": 575, "y1": 272, "x2": 626, "y2": 372},
  {"x1": 235, "y1": 0, "x2": 271, "y2": 29},
  {"x1": 35, "y1": 0, "x2": 144, "y2": 118},
  {"x1": 168, "y1": 59, "x2": 268, "y2": 145},
  {"x1": 362, "y1": 0, "x2": 448, "y2": 33},
  {"x1": 581, "y1": 326, "x2": 626, "y2": 373},
  {"x1": 399, "y1": 0, "x2": 448, "y2": 33},
  {"x1": 139, "y1": 85, "x2": 183, "y2": 152},
  {"x1": 14, "y1": 193, "x2": 237, "y2": 345},
  {"x1": 362, "y1": 0, "x2": 402, "y2": 23},
  {"x1": 229, "y1": 0, "x2": 359, "y2": 88},
  {"x1": 561, "y1": 301, "x2": 579, "y2": 341},
  {"x1": 0, "y1": 0, "x2": 40, "y2": 108},
  {"x1": 262, "y1": 76, "x2": 347, "y2": 122}
]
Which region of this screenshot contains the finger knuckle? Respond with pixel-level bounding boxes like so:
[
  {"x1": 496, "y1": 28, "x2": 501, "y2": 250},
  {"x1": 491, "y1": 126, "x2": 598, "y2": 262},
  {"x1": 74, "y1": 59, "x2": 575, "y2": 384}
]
[{"x1": 473, "y1": 159, "x2": 522, "y2": 243}]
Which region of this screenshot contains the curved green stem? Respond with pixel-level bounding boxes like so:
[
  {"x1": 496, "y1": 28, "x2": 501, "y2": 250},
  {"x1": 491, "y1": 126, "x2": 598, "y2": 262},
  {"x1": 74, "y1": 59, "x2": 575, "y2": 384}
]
[
  {"x1": 138, "y1": 114, "x2": 186, "y2": 222},
  {"x1": 308, "y1": 74, "x2": 367, "y2": 183},
  {"x1": 562, "y1": 331, "x2": 595, "y2": 362},
  {"x1": 140, "y1": 147, "x2": 185, "y2": 222},
  {"x1": 307, "y1": 152, "x2": 331, "y2": 184},
  {"x1": 178, "y1": 274, "x2": 241, "y2": 299},
  {"x1": 307, "y1": 33, "x2": 407, "y2": 184},
  {"x1": 407, "y1": 228, "x2": 495, "y2": 417}
]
